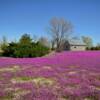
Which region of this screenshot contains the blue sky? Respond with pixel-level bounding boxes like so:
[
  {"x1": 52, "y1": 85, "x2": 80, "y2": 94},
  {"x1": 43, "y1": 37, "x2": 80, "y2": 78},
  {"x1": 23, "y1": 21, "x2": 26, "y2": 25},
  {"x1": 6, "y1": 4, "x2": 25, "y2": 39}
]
[{"x1": 0, "y1": 0, "x2": 100, "y2": 45}]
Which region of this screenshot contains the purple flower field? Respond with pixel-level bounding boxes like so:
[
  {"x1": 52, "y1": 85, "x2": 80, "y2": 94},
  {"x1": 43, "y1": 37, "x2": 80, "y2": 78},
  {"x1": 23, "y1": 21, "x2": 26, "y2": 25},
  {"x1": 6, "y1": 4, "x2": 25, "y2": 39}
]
[{"x1": 0, "y1": 51, "x2": 100, "y2": 100}]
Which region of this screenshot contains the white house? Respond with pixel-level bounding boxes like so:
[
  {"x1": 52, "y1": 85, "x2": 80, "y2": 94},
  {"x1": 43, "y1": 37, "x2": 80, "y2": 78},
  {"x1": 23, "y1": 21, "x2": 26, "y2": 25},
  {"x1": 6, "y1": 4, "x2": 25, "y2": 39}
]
[{"x1": 63, "y1": 40, "x2": 86, "y2": 51}]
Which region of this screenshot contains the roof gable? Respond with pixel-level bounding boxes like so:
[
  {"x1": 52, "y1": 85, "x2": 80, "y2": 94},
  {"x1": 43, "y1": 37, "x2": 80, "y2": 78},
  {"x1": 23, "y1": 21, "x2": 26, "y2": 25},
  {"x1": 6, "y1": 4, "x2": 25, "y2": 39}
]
[{"x1": 68, "y1": 40, "x2": 86, "y2": 46}]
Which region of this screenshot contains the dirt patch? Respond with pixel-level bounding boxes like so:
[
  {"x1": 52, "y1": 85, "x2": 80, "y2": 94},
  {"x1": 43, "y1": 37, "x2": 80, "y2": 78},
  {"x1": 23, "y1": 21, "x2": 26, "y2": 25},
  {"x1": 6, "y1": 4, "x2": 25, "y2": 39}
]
[
  {"x1": 0, "y1": 65, "x2": 20, "y2": 72},
  {"x1": 33, "y1": 77, "x2": 55, "y2": 86},
  {"x1": 11, "y1": 76, "x2": 56, "y2": 87}
]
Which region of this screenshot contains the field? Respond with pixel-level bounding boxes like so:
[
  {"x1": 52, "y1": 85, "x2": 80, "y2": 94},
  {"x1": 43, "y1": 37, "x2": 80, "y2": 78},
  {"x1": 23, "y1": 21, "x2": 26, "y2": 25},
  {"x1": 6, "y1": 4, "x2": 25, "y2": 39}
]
[{"x1": 0, "y1": 51, "x2": 100, "y2": 100}]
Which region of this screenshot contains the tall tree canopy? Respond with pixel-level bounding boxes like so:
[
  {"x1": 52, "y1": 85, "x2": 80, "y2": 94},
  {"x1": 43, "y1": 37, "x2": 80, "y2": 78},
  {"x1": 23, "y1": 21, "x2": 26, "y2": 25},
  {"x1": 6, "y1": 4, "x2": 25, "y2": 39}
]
[{"x1": 19, "y1": 34, "x2": 32, "y2": 44}]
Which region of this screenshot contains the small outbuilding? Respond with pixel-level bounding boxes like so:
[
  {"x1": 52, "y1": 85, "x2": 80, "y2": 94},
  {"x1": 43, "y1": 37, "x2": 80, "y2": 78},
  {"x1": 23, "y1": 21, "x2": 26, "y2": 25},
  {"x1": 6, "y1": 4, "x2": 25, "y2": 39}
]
[{"x1": 63, "y1": 40, "x2": 86, "y2": 51}]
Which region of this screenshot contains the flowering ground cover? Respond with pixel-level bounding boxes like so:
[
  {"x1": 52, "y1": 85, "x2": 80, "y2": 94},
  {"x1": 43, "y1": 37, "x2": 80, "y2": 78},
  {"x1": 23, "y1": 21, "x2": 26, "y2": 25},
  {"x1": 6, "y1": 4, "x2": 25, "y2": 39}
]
[{"x1": 0, "y1": 51, "x2": 100, "y2": 100}]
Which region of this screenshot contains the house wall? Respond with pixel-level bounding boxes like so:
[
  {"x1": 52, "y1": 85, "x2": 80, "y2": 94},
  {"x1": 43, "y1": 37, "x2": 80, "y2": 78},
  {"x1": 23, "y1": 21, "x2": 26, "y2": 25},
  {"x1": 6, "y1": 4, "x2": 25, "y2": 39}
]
[{"x1": 70, "y1": 45, "x2": 86, "y2": 51}]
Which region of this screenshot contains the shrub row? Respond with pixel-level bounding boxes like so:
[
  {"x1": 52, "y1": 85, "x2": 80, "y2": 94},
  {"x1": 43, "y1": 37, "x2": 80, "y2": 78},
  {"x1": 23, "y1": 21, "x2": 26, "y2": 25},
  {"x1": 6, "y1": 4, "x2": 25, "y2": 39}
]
[{"x1": 1, "y1": 34, "x2": 50, "y2": 58}]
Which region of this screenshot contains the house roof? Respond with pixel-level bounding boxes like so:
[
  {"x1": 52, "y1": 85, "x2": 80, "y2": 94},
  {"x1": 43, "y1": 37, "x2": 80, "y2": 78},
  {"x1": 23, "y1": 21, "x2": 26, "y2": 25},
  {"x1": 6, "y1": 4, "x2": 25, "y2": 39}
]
[{"x1": 68, "y1": 40, "x2": 86, "y2": 46}]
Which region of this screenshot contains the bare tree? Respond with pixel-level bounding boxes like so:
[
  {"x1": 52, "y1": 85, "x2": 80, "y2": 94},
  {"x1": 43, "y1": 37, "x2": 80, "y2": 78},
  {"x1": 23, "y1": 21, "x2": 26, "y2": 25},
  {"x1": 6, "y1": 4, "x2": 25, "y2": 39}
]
[
  {"x1": 51, "y1": 39, "x2": 56, "y2": 50},
  {"x1": 39, "y1": 37, "x2": 50, "y2": 47},
  {"x1": 82, "y1": 36, "x2": 93, "y2": 49},
  {"x1": 48, "y1": 17, "x2": 73, "y2": 51}
]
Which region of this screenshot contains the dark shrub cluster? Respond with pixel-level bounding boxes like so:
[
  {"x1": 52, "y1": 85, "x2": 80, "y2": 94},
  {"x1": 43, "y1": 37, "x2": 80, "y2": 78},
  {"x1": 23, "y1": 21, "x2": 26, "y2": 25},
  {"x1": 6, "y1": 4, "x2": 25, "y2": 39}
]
[
  {"x1": 1, "y1": 34, "x2": 50, "y2": 58},
  {"x1": 89, "y1": 46, "x2": 100, "y2": 50}
]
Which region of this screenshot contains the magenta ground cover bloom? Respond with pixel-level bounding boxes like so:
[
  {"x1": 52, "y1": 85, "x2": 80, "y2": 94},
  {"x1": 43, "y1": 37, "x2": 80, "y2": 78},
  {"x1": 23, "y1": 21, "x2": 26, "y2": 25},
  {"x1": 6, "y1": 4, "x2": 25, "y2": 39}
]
[{"x1": 0, "y1": 51, "x2": 100, "y2": 99}]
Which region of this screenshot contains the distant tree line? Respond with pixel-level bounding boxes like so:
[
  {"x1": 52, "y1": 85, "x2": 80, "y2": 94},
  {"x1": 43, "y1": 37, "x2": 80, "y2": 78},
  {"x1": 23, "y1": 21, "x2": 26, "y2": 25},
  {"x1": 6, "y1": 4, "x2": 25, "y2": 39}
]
[{"x1": 90, "y1": 45, "x2": 100, "y2": 50}]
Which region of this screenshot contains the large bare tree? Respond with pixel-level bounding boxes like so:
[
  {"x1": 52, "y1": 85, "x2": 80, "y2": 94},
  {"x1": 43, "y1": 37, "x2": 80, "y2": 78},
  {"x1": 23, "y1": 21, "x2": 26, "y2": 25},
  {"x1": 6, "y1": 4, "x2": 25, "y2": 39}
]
[{"x1": 48, "y1": 18, "x2": 73, "y2": 51}]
